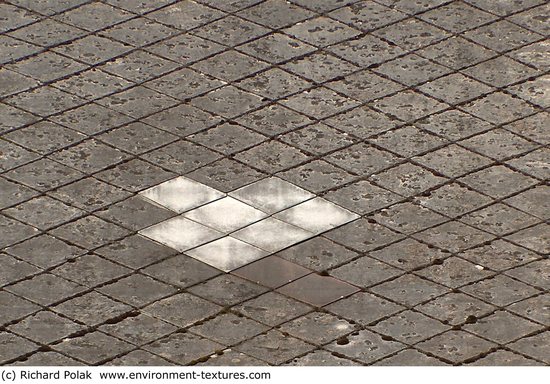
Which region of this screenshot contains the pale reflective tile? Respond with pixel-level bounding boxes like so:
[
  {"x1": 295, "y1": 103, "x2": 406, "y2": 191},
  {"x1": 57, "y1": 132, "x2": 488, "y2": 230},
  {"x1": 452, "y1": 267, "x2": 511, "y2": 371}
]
[
  {"x1": 231, "y1": 218, "x2": 313, "y2": 252},
  {"x1": 186, "y1": 236, "x2": 268, "y2": 272},
  {"x1": 184, "y1": 196, "x2": 267, "y2": 233},
  {"x1": 140, "y1": 176, "x2": 224, "y2": 213},
  {"x1": 229, "y1": 177, "x2": 315, "y2": 214},
  {"x1": 274, "y1": 197, "x2": 359, "y2": 233},
  {"x1": 139, "y1": 216, "x2": 223, "y2": 252}
]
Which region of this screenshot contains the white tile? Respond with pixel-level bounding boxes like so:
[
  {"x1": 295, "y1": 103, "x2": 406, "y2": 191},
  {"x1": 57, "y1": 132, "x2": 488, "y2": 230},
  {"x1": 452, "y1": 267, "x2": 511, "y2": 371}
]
[
  {"x1": 186, "y1": 236, "x2": 269, "y2": 272},
  {"x1": 229, "y1": 177, "x2": 315, "y2": 214},
  {"x1": 139, "y1": 176, "x2": 225, "y2": 213},
  {"x1": 231, "y1": 218, "x2": 314, "y2": 252},
  {"x1": 139, "y1": 216, "x2": 223, "y2": 252},
  {"x1": 184, "y1": 196, "x2": 267, "y2": 233},
  {"x1": 274, "y1": 197, "x2": 359, "y2": 233}
]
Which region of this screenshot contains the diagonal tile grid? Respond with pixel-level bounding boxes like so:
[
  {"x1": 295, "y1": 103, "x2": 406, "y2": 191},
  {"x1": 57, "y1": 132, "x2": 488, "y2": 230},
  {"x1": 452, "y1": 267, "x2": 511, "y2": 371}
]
[{"x1": 0, "y1": 0, "x2": 548, "y2": 367}]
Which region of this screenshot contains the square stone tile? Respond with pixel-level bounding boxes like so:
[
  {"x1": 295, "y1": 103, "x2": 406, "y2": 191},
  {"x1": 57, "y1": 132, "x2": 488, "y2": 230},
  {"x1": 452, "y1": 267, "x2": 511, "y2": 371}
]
[
  {"x1": 461, "y1": 275, "x2": 539, "y2": 307},
  {"x1": 290, "y1": 0, "x2": 358, "y2": 12},
  {"x1": 100, "y1": 313, "x2": 177, "y2": 346},
  {"x1": 104, "y1": 0, "x2": 176, "y2": 13},
  {"x1": 460, "y1": 203, "x2": 540, "y2": 236},
  {"x1": 52, "y1": 254, "x2": 131, "y2": 288},
  {"x1": 372, "y1": 310, "x2": 450, "y2": 344},
  {"x1": 194, "y1": 15, "x2": 269, "y2": 46},
  {"x1": 283, "y1": 51, "x2": 358, "y2": 84},
  {"x1": 98, "y1": 122, "x2": 178, "y2": 155},
  {"x1": 100, "y1": 50, "x2": 179, "y2": 83},
  {"x1": 51, "y1": 215, "x2": 131, "y2": 250},
  {"x1": 374, "y1": 18, "x2": 450, "y2": 50},
  {"x1": 470, "y1": 350, "x2": 541, "y2": 366},
  {"x1": 464, "y1": 91, "x2": 540, "y2": 123},
  {"x1": 50, "y1": 103, "x2": 132, "y2": 136},
  {"x1": 54, "y1": 332, "x2": 133, "y2": 365},
  {"x1": 236, "y1": 104, "x2": 312, "y2": 137},
  {"x1": 326, "y1": 69, "x2": 404, "y2": 101},
  {"x1": 459, "y1": 240, "x2": 539, "y2": 272},
  {"x1": 507, "y1": 41, "x2": 550, "y2": 70},
  {"x1": 232, "y1": 217, "x2": 313, "y2": 253},
  {"x1": 0, "y1": 256, "x2": 41, "y2": 287},
  {"x1": 96, "y1": 196, "x2": 176, "y2": 232},
  {"x1": 234, "y1": 140, "x2": 312, "y2": 173},
  {"x1": 190, "y1": 86, "x2": 266, "y2": 119},
  {"x1": 326, "y1": 291, "x2": 404, "y2": 326},
  {"x1": 506, "y1": 223, "x2": 550, "y2": 254},
  {"x1": 54, "y1": 2, "x2": 133, "y2": 31},
  {"x1": 185, "y1": 237, "x2": 269, "y2": 272},
  {"x1": 413, "y1": 144, "x2": 493, "y2": 178},
  {"x1": 142, "y1": 254, "x2": 220, "y2": 288},
  {"x1": 274, "y1": 197, "x2": 359, "y2": 234},
  {"x1": 52, "y1": 291, "x2": 132, "y2": 326},
  {"x1": 189, "y1": 123, "x2": 266, "y2": 155},
  {"x1": 141, "y1": 140, "x2": 222, "y2": 175},
  {"x1": 96, "y1": 86, "x2": 179, "y2": 119},
  {"x1": 6, "y1": 122, "x2": 84, "y2": 156},
  {"x1": 375, "y1": 349, "x2": 448, "y2": 366},
  {"x1": 54, "y1": 69, "x2": 134, "y2": 101},
  {"x1": 238, "y1": 0, "x2": 313, "y2": 29},
  {"x1": 280, "y1": 123, "x2": 356, "y2": 156},
  {"x1": 415, "y1": 110, "x2": 494, "y2": 141},
  {"x1": 416, "y1": 183, "x2": 492, "y2": 218},
  {"x1": 5, "y1": 86, "x2": 85, "y2": 117},
  {"x1": 331, "y1": 256, "x2": 403, "y2": 288},
  {"x1": 325, "y1": 218, "x2": 404, "y2": 252},
  {"x1": 507, "y1": 148, "x2": 550, "y2": 180},
  {"x1": 143, "y1": 293, "x2": 222, "y2": 327},
  {"x1": 145, "y1": 68, "x2": 224, "y2": 100},
  {"x1": 464, "y1": 0, "x2": 545, "y2": 15},
  {"x1": 418, "y1": 2, "x2": 497, "y2": 33},
  {"x1": 509, "y1": 332, "x2": 550, "y2": 364},
  {"x1": 326, "y1": 329, "x2": 405, "y2": 364},
  {"x1": 192, "y1": 50, "x2": 268, "y2": 82},
  {"x1": 0, "y1": 215, "x2": 37, "y2": 249},
  {"x1": 508, "y1": 75, "x2": 550, "y2": 108},
  {"x1": 0, "y1": 36, "x2": 41, "y2": 66},
  {"x1": 465, "y1": 310, "x2": 543, "y2": 344},
  {"x1": 276, "y1": 237, "x2": 359, "y2": 272},
  {"x1": 232, "y1": 256, "x2": 311, "y2": 288},
  {"x1": 106, "y1": 350, "x2": 173, "y2": 366},
  {"x1": 281, "y1": 87, "x2": 359, "y2": 119},
  {"x1": 416, "y1": 257, "x2": 494, "y2": 289},
  {"x1": 0, "y1": 293, "x2": 50, "y2": 328},
  {"x1": 148, "y1": 1, "x2": 224, "y2": 30},
  {"x1": 372, "y1": 126, "x2": 448, "y2": 157},
  {"x1": 8, "y1": 19, "x2": 86, "y2": 47},
  {"x1": 369, "y1": 163, "x2": 445, "y2": 197},
  {"x1": 0, "y1": 177, "x2": 38, "y2": 210},
  {"x1": 190, "y1": 313, "x2": 269, "y2": 345},
  {"x1": 197, "y1": 350, "x2": 267, "y2": 366},
  {"x1": 142, "y1": 104, "x2": 222, "y2": 138},
  {"x1": 416, "y1": 292, "x2": 495, "y2": 326},
  {"x1": 505, "y1": 186, "x2": 550, "y2": 220},
  {"x1": 0, "y1": 102, "x2": 39, "y2": 134},
  {"x1": 13, "y1": 352, "x2": 83, "y2": 366},
  {"x1": 102, "y1": 17, "x2": 177, "y2": 47},
  {"x1": 277, "y1": 273, "x2": 359, "y2": 307},
  {"x1": 284, "y1": 17, "x2": 361, "y2": 48},
  {"x1": 0, "y1": 3, "x2": 40, "y2": 32},
  {"x1": 184, "y1": 197, "x2": 267, "y2": 233},
  {"x1": 328, "y1": 35, "x2": 405, "y2": 67},
  {"x1": 186, "y1": 158, "x2": 265, "y2": 193},
  {"x1": 236, "y1": 68, "x2": 312, "y2": 100},
  {"x1": 6, "y1": 234, "x2": 84, "y2": 269},
  {"x1": 7, "y1": 52, "x2": 84, "y2": 84},
  {"x1": 374, "y1": 202, "x2": 447, "y2": 235},
  {"x1": 235, "y1": 330, "x2": 314, "y2": 365},
  {"x1": 286, "y1": 350, "x2": 359, "y2": 366},
  {"x1": 140, "y1": 176, "x2": 225, "y2": 214},
  {"x1": 187, "y1": 274, "x2": 268, "y2": 306},
  {"x1": 508, "y1": 294, "x2": 550, "y2": 326},
  {"x1": 419, "y1": 74, "x2": 494, "y2": 104},
  {"x1": 0, "y1": 140, "x2": 39, "y2": 172},
  {"x1": 463, "y1": 56, "x2": 539, "y2": 88},
  {"x1": 326, "y1": 143, "x2": 400, "y2": 176},
  {"x1": 370, "y1": 274, "x2": 449, "y2": 307},
  {"x1": 418, "y1": 36, "x2": 497, "y2": 70},
  {"x1": 463, "y1": 20, "x2": 542, "y2": 52},
  {"x1": 413, "y1": 221, "x2": 495, "y2": 253},
  {"x1": 0, "y1": 332, "x2": 38, "y2": 364},
  {"x1": 509, "y1": 3, "x2": 549, "y2": 34},
  {"x1": 235, "y1": 291, "x2": 312, "y2": 326},
  {"x1": 229, "y1": 177, "x2": 314, "y2": 214},
  {"x1": 461, "y1": 129, "x2": 538, "y2": 161},
  {"x1": 280, "y1": 312, "x2": 356, "y2": 345},
  {"x1": 4, "y1": 196, "x2": 84, "y2": 230},
  {"x1": 373, "y1": 54, "x2": 451, "y2": 87},
  {"x1": 329, "y1": 1, "x2": 407, "y2": 30},
  {"x1": 146, "y1": 34, "x2": 224, "y2": 64},
  {"x1": 460, "y1": 165, "x2": 538, "y2": 199},
  {"x1": 370, "y1": 238, "x2": 447, "y2": 271},
  {"x1": 323, "y1": 180, "x2": 403, "y2": 215},
  {"x1": 140, "y1": 216, "x2": 223, "y2": 252},
  {"x1": 144, "y1": 332, "x2": 223, "y2": 365},
  {"x1": 5, "y1": 273, "x2": 86, "y2": 306},
  {"x1": 372, "y1": 91, "x2": 448, "y2": 122},
  {"x1": 416, "y1": 330, "x2": 496, "y2": 364},
  {"x1": 98, "y1": 274, "x2": 177, "y2": 307}
]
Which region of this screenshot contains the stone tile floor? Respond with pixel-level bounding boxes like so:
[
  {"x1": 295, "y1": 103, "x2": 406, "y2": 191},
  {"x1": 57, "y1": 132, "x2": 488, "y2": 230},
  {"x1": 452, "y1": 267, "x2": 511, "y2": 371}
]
[{"x1": 0, "y1": 0, "x2": 548, "y2": 366}]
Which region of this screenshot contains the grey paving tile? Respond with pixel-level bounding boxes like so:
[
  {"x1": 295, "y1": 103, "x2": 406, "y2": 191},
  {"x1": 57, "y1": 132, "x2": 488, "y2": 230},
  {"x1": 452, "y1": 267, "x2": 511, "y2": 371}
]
[
  {"x1": 143, "y1": 293, "x2": 222, "y2": 327},
  {"x1": 413, "y1": 144, "x2": 493, "y2": 178},
  {"x1": 372, "y1": 91, "x2": 448, "y2": 122},
  {"x1": 415, "y1": 110, "x2": 494, "y2": 141},
  {"x1": 5, "y1": 121, "x2": 85, "y2": 155},
  {"x1": 51, "y1": 215, "x2": 131, "y2": 249},
  {"x1": 369, "y1": 163, "x2": 445, "y2": 197},
  {"x1": 416, "y1": 292, "x2": 495, "y2": 326},
  {"x1": 506, "y1": 224, "x2": 550, "y2": 255},
  {"x1": 0, "y1": 3, "x2": 41, "y2": 32},
  {"x1": 329, "y1": 1, "x2": 407, "y2": 30},
  {"x1": 54, "y1": 2, "x2": 133, "y2": 31},
  {"x1": 142, "y1": 254, "x2": 220, "y2": 287},
  {"x1": 0, "y1": 69, "x2": 39, "y2": 97},
  {"x1": 508, "y1": 41, "x2": 550, "y2": 70},
  {"x1": 50, "y1": 103, "x2": 133, "y2": 135},
  {"x1": 7, "y1": 51, "x2": 86, "y2": 83},
  {"x1": 96, "y1": 86, "x2": 179, "y2": 119},
  {"x1": 279, "y1": 123, "x2": 356, "y2": 156},
  {"x1": 0, "y1": 177, "x2": 38, "y2": 210},
  {"x1": 145, "y1": 68, "x2": 223, "y2": 100},
  {"x1": 146, "y1": 34, "x2": 224, "y2": 64},
  {"x1": 98, "y1": 122, "x2": 178, "y2": 155},
  {"x1": 284, "y1": 17, "x2": 361, "y2": 48},
  {"x1": 286, "y1": 350, "x2": 359, "y2": 366},
  {"x1": 54, "y1": 332, "x2": 134, "y2": 365},
  {"x1": 374, "y1": 202, "x2": 447, "y2": 235},
  {"x1": 52, "y1": 254, "x2": 131, "y2": 288},
  {"x1": 0, "y1": 102, "x2": 39, "y2": 134},
  {"x1": 331, "y1": 256, "x2": 403, "y2": 288},
  {"x1": 192, "y1": 50, "x2": 268, "y2": 82},
  {"x1": 198, "y1": 350, "x2": 267, "y2": 366},
  {"x1": 98, "y1": 274, "x2": 176, "y2": 307},
  {"x1": 142, "y1": 104, "x2": 222, "y2": 138},
  {"x1": 234, "y1": 291, "x2": 312, "y2": 326},
  {"x1": 190, "y1": 313, "x2": 269, "y2": 345},
  {"x1": 289, "y1": 0, "x2": 357, "y2": 12},
  {"x1": 238, "y1": 0, "x2": 313, "y2": 29},
  {"x1": 0, "y1": 140, "x2": 40, "y2": 173},
  {"x1": 375, "y1": 349, "x2": 448, "y2": 366},
  {"x1": 9, "y1": 0, "x2": 88, "y2": 15},
  {"x1": 193, "y1": 15, "x2": 269, "y2": 46},
  {"x1": 372, "y1": 310, "x2": 450, "y2": 344},
  {"x1": 329, "y1": 35, "x2": 405, "y2": 67},
  {"x1": 190, "y1": 86, "x2": 266, "y2": 119},
  {"x1": 280, "y1": 87, "x2": 360, "y2": 119},
  {"x1": 232, "y1": 255, "x2": 311, "y2": 288},
  {"x1": 280, "y1": 312, "x2": 356, "y2": 345},
  {"x1": 5, "y1": 85, "x2": 86, "y2": 117},
  {"x1": 95, "y1": 159, "x2": 177, "y2": 192},
  {"x1": 104, "y1": 0, "x2": 176, "y2": 13},
  {"x1": 507, "y1": 148, "x2": 550, "y2": 180},
  {"x1": 461, "y1": 275, "x2": 539, "y2": 307},
  {"x1": 326, "y1": 329, "x2": 405, "y2": 364},
  {"x1": 370, "y1": 238, "x2": 447, "y2": 271},
  {"x1": 101, "y1": 17, "x2": 178, "y2": 47},
  {"x1": 413, "y1": 221, "x2": 495, "y2": 253},
  {"x1": 469, "y1": 350, "x2": 542, "y2": 366},
  {"x1": 236, "y1": 68, "x2": 312, "y2": 100},
  {"x1": 189, "y1": 123, "x2": 266, "y2": 155},
  {"x1": 463, "y1": 56, "x2": 539, "y2": 88},
  {"x1": 235, "y1": 104, "x2": 313, "y2": 137},
  {"x1": 4, "y1": 196, "x2": 84, "y2": 230},
  {"x1": 0, "y1": 255, "x2": 41, "y2": 287},
  {"x1": 508, "y1": 75, "x2": 550, "y2": 108},
  {"x1": 100, "y1": 50, "x2": 179, "y2": 83},
  {"x1": 0, "y1": 36, "x2": 41, "y2": 66},
  {"x1": 464, "y1": 310, "x2": 543, "y2": 344},
  {"x1": 509, "y1": 332, "x2": 550, "y2": 364},
  {"x1": 460, "y1": 203, "x2": 540, "y2": 236},
  {"x1": 144, "y1": 332, "x2": 223, "y2": 365},
  {"x1": 463, "y1": 20, "x2": 542, "y2": 53},
  {"x1": 458, "y1": 240, "x2": 540, "y2": 272},
  {"x1": 235, "y1": 140, "x2": 312, "y2": 173},
  {"x1": 416, "y1": 183, "x2": 492, "y2": 218},
  {"x1": 186, "y1": 158, "x2": 265, "y2": 193},
  {"x1": 326, "y1": 69, "x2": 404, "y2": 101},
  {"x1": 54, "y1": 35, "x2": 132, "y2": 65},
  {"x1": 417, "y1": 36, "x2": 497, "y2": 70},
  {"x1": 416, "y1": 330, "x2": 496, "y2": 364},
  {"x1": 505, "y1": 259, "x2": 549, "y2": 290},
  {"x1": 5, "y1": 273, "x2": 86, "y2": 306},
  {"x1": 283, "y1": 51, "x2": 358, "y2": 84},
  {"x1": 8, "y1": 19, "x2": 86, "y2": 47},
  {"x1": 0, "y1": 214, "x2": 38, "y2": 249},
  {"x1": 508, "y1": 294, "x2": 550, "y2": 326},
  {"x1": 13, "y1": 352, "x2": 83, "y2": 366},
  {"x1": 147, "y1": 1, "x2": 224, "y2": 30},
  {"x1": 325, "y1": 218, "x2": 404, "y2": 252},
  {"x1": 418, "y1": 73, "x2": 494, "y2": 105},
  {"x1": 8, "y1": 311, "x2": 83, "y2": 344},
  {"x1": 416, "y1": 257, "x2": 494, "y2": 289},
  {"x1": 100, "y1": 313, "x2": 177, "y2": 346},
  {"x1": 373, "y1": 54, "x2": 451, "y2": 87},
  {"x1": 6, "y1": 234, "x2": 84, "y2": 269},
  {"x1": 459, "y1": 165, "x2": 538, "y2": 199},
  {"x1": 464, "y1": 0, "x2": 545, "y2": 16},
  {"x1": 504, "y1": 186, "x2": 550, "y2": 220},
  {"x1": 325, "y1": 143, "x2": 400, "y2": 176},
  {"x1": 106, "y1": 350, "x2": 173, "y2": 366},
  {"x1": 0, "y1": 332, "x2": 38, "y2": 364},
  {"x1": 371, "y1": 274, "x2": 450, "y2": 307},
  {"x1": 187, "y1": 274, "x2": 268, "y2": 307},
  {"x1": 418, "y1": 1, "x2": 497, "y2": 33},
  {"x1": 373, "y1": 18, "x2": 450, "y2": 50}
]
